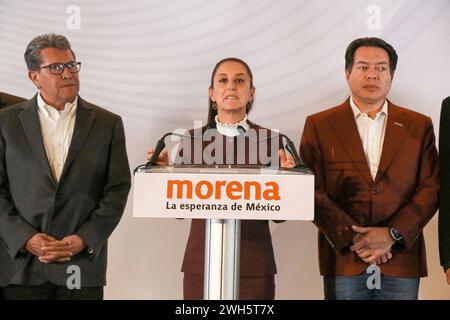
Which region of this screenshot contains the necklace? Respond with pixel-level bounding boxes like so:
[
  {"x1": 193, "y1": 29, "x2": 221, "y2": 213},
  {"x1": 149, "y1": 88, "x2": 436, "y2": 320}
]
[{"x1": 215, "y1": 114, "x2": 248, "y2": 127}]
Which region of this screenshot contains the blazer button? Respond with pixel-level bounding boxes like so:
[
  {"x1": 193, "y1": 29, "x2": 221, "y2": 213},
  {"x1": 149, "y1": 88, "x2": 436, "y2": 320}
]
[{"x1": 371, "y1": 188, "x2": 380, "y2": 195}]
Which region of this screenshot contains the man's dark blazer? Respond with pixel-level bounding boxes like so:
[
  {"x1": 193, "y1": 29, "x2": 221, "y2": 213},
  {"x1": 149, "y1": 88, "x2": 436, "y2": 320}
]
[
  {"x1": 0, "y1": 92, "x2": 26, "y2": 298},
  {"x1": 0, "y1": 92, "x2": 26, "y2": 109},
  {"x1": 300, "y1": 98, "x2": 439, "y2": 277},
  {"x1": 0, "y1": 94, "x2": 131, "y2": 287},
  {"x1": 439, "y1": 96, "x2": 450, "y2": 271}
]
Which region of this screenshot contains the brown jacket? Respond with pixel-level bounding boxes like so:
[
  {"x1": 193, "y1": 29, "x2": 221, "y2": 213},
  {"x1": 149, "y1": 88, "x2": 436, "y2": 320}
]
[
  {"x1": 180, "y1": 121, "x2": 283, "y2": 276},
  {"x1": 300, "y1": 98, "x2": 439, "y2": 277}
]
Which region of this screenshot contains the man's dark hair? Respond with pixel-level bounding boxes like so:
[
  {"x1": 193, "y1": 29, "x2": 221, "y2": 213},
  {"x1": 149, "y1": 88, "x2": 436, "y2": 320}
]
[
  {"x1": 24, "y1": 33, "x2": 75, "y2": 71},
  {"x1": 345, "y1": 37, "x2": 398, "y2": 76}
]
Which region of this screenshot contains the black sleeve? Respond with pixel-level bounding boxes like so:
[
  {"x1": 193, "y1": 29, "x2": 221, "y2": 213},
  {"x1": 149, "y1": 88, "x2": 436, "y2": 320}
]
[{"x1": 439, "y1": 97, "x2": 450, "y2": 270}]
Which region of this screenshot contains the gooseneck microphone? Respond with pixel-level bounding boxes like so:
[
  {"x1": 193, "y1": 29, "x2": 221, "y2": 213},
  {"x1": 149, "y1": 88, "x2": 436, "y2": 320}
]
[
  {"x1": 237, "y1": 125, "x2": 247, "y2": 136},
  {"x1": 145, "y1": 121, "x2": 217, "y2": 167},
  {"x1": 133, "y1": 130, "x2": 188, "y2": 173},
  {"x1": 137, "y1": 122, "x2": 307, "y2": 173},
  {"x1": 146, "y1": 132, "x2": 171, "y2": 166},
  {"x1": 229, "y1": 125, "x2": 305, "y2": 169},
  {"x1": 281, "y1": 134, "x2": 304, "y2": 168}
]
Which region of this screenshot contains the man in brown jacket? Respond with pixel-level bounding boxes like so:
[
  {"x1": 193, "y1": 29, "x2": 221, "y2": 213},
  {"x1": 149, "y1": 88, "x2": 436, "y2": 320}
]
[{"x1": 300, "y1": 37, "x2": 439, "y2": 299}]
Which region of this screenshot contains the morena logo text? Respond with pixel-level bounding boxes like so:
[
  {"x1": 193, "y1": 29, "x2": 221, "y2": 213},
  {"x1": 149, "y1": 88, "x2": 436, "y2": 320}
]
[{"x1": 167, "y1": 180, "x2": 281, "y2": 201}]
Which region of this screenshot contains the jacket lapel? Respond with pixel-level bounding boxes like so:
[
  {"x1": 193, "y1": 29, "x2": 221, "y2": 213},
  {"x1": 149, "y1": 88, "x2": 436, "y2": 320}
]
[
  {"x1": 18, "y1": 95, "x2": 56, "y2": 186},
  {"x1": 374, "y1": 102, "x2": 410, "y2": 182},
  {"x1": 59, "y1": 97, "x2": 95, "y2": 183},
  {"x1": 329, "y1": 99, "x2": 373, "y2": 185}
]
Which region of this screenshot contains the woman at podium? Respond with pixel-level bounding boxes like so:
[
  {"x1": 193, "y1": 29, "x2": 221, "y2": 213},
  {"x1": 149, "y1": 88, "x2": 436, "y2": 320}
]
[{"x1": 147, "y1": 57, "x2": 294, "y2": 299}]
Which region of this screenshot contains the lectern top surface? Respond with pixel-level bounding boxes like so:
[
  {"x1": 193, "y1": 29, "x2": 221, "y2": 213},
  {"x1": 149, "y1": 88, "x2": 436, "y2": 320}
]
[{"x1": 136, "y1": 164, "x2": 313, "y2": 175}]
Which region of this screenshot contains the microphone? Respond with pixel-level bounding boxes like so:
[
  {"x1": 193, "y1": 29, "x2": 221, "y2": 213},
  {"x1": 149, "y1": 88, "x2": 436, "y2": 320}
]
[
  {"x1": 140, "y1": 122, "x2": 307, "y2": 172},
  {"x1": 208, "y1": 123, "x2": 303, "y2": 168},
  {"x1": 237, "y1": 125, "x2": 247, "y2": 136},
  {"x1": 281, "y1": 134, "x2": 304, "y2": 169},
  {"x1": 146, "y1": 132, "x2": 171, "y2": 166},
  {"x1": 133, "y1": 131, "x2": 189, "y2": 174},
  {"x1": 145, "y1": 120, "x2": 217, "y2": 167},
  {"x1": 251, "y1": 131, "x2": 305, "y2": 169}
]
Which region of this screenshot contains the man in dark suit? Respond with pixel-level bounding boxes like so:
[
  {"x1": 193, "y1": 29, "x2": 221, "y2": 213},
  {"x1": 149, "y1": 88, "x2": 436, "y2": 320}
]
[
  {"x1": 0, "y1": 33, "x2": 131, "y2": 299},
  {"x1": 0, "y1": 92, "x2": 26, "y2": 109},
  {"x1": 0, "y1": 92, "x2": 26, "y2": 300},
  {"x1": 300, "y1": 37, "x2": 439, "y2": 299},
  {"x1": 439, "y1": 96, "x2": 450, "y2": 285}
]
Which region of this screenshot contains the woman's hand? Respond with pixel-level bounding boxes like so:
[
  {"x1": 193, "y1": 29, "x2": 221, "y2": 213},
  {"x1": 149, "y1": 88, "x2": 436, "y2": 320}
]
[{"x1": 279, "y1": 149, "x2": 295, "y2": 168}]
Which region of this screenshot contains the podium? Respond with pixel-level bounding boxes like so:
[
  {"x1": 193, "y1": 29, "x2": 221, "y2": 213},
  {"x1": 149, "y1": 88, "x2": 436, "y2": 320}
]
[{"x1": 133, "y1": 164, "x2": 314, "y2": 299}]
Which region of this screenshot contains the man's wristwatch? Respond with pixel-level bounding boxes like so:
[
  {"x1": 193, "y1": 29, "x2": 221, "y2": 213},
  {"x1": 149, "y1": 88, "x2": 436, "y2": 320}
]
[{"x1": 390, "y1": 227, "x2": 403, "y2": 242}]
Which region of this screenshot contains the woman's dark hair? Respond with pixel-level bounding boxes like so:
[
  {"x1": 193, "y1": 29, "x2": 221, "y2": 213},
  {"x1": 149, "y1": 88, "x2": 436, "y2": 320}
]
[
  {"x1": 345, "y1": 37, "x2": 398, "y2": 77},
  {"x1": 207, "y1": 57, "x2": 254, "y2": 124}
]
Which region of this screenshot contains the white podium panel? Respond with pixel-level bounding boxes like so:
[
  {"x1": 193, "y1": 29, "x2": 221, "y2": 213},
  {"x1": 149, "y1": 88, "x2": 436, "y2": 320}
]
[
  {"x1": 133, "y1": 166, "x2": 314, "y2": 221},
  {"x1": 133, "y1": 165, "x2": 314, "y2": 300}
]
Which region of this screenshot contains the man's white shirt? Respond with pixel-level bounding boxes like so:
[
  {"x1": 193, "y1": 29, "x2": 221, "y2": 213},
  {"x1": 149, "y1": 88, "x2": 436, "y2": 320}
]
[
  {"x1": 350, "y1": 97, "x2": 388, "y2": 180},
  {"x1": 37, "y1": 93, "x2": 77, "y2": 181}
]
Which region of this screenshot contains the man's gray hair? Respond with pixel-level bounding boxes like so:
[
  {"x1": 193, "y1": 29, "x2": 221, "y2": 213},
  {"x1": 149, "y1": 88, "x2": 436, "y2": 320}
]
[{"x1": 24, "y1": 33, "x2": 76, "y2": 71}]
